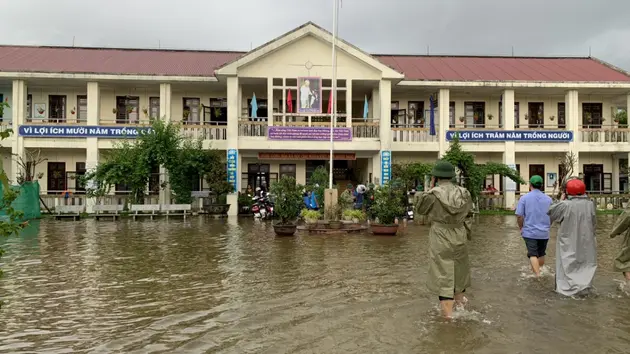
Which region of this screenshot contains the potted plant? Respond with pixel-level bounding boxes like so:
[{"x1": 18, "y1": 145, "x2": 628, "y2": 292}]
[
  {"x1": 270, "y1": 176, "x2": 304, "y2": 236},
  {"x1": 142, "y1": 107, "x2": 149, "y2": 118},
  {"x1": 487, "y1": 114, "x2": 493, "y2": 121},
  {"x1": 70, "y1": 107, "x2": 76, "y2": 115},
  {"x1": 343, "y1": 209, "x2": 365, "y2": 224},
  {"x1": 183, "y1": 109, "x2": 191, "y2": 122},
  {"x1": 549, "y1": 115, "x2": 555, "y2": 121},
  {"x1": 370, "y1": 182, "x2": 405, "y2": 235},
  {"x1": 238, "y1": 192, "x2": 252, "y2": 215},
  {"x1": 325, "y1": 203, "x2": 343, "y2": 229},
  {"x1": 112, "y1": 108, "x2": 118, "y2": 114},
  {"x1": 204, "y1": 158, "x2": 234, "y2": 216},
  {"x1": 459, "y1": 116, "x2": 465, "y2": 123},
  {"x1": 301, "y1": 209, "x2": 321, "y2": 228}
]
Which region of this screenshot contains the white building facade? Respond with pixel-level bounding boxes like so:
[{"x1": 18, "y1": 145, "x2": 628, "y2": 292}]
[{"x1": 1, "y1": 22, "x2": 629, "y2": 215}]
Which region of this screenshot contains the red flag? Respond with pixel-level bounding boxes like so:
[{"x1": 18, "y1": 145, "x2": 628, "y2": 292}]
[
  {"x1": 286, "y1": 90, "x2": 293, "y2": 113},
  {"x1": 327, "y1": 90, "x2": 333, "y2": 114}
]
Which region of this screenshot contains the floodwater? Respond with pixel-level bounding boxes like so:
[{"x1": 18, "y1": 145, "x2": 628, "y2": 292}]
[{"x1": 0, "y1": 216, "x2": 628, "y2": 354}]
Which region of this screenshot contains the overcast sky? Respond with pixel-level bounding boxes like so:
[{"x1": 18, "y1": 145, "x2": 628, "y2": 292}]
[{"x1": 2, "y1": 0, "x2": 630, "y2": 70}]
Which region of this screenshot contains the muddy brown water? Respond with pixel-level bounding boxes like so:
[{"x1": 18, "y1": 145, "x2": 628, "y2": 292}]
[{"x1": 0, "y1": 216, "x2": 629, "y2": 353}]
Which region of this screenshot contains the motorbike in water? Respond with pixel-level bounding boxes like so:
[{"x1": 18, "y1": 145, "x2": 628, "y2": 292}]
[
  {"x1": 405, "y1": 188, "x2": 416, "y2": 220},
  {"x1": 251, "y1": 193, "x2": 275, "y2": 219}
]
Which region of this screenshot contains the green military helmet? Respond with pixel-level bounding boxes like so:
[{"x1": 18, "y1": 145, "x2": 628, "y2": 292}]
[{"x1": 430, "y1": 160, "x2": 456, "y2": 179}]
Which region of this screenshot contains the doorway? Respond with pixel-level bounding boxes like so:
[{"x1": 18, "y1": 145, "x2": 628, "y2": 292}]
[
  {"x1": 529, "y1": 164, "x2": 545, "y2": 184},
  {"x1": 47, "y1": 162, "x2": 66, "y2": 193},
  {"x1": 583, "y1": 164, "x2": 603, "y2": 192},
  {"x1": 247, "y1": 164, "x2": 272, "y2": 190}
]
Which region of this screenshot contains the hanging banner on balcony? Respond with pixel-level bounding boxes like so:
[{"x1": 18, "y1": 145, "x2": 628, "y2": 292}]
[
  {"x1": 18, "y1": 125, "x2": 152, "y2": 138},
  {"x1": 267, "y1": 126, "x2": 352, "y2": 141},
  {"x1": 226, "y1": 149, "x2": 238, "y2": 192},
  {"x1": 381, "y1": 150, "x2": 392, "y2": 184},
  {"x1": 446, "y1": 130, "x2": 573, "y2": 142}
]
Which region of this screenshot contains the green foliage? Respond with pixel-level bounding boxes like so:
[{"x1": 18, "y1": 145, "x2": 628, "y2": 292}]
[
  {"x1": 0, "y1": 128, "x2": 29, "y2": 303},
  {"x1": 342, "y1": 209, "x2": 365, "y2": 221},
  {"x1": 338, "y1": 189, "x2": 354, "y2": 211},
  {"x1": 270, "y1": 176, "x2": 304, "y2": 224},
  {"x1": 615, "y1": 109, "x2": 628, "y2": 126},
  {"x1": 392, "y1": 162, "x2": 433, "y2": 190},
  {"x1": 83, "y1": 119, "x2": 228, "y2": 204},
  {"x1": 300, "y1": 209, "x2": 321, "y2": 223},
  {"x1": 441, "y1": 136, "x2": 525, "y2": 202},
  {"x1": 307, "y1": 166, "x2": 328, "y2": 207},
  {"x1": 371, "y1": 182, "x2": 406, "y2": 225}
]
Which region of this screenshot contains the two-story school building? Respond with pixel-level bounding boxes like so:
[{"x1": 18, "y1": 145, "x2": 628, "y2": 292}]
[{"x1": 1, "y1": 22, "x2": 630, "y2": 214}]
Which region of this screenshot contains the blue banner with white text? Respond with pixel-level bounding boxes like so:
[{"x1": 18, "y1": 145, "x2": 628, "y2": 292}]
[
  {"x1": 446, "y1": 130, "x2": 573, "y2": 142},
  {"x1": 227, "y1": 149, "x2": 238, "y2": 192},
  {"x1": 18, "y1": 125, "x2": 153, "y2": 138},
  {"x1": 381, "y1": 150, "x2": 391, "y2": 184}
]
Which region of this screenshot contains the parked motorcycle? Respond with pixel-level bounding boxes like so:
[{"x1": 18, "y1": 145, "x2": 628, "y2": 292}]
[
  {"x1": 251, "y1": 193, "x2": 274, "y2": 219},
  {"x1": 406, "y1": 188, "x2": 416, "y2": 220}
]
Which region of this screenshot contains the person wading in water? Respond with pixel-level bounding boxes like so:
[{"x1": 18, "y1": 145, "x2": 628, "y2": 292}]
[
  {"x1": 415, "y1": 160, "x2": 473, "y2": 319},
  {"x1": 609, "y1": 199, "x2": 630, "y2": 291},
  {"x1": 515, "y1": 175, "x2": 552, "y2": 277},
  {"x1": 548, "y1": 178, "x2": 597, "y2": 296}
]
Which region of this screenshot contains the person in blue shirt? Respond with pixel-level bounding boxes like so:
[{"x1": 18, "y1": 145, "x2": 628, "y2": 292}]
[
  {"x1": 309, "y1": 185, "x2": 320, "y2": 210},
  {"x1": 515, "y1": 175, "x2": 553, "y2": 277}
]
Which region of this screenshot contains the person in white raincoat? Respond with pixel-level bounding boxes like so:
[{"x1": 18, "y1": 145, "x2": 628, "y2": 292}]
[{"x1": 548, "y1": 179, "x2": 597, "y2": 296}]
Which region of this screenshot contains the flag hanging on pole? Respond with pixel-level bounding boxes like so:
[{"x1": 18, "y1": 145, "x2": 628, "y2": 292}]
[
  {"x1": 251, "y1": 93, "x2": 258, "y2": 120},
  {"x1": 429, "y1": 95, "x2": 436, "y2": 136},
  {"x1": 287, "y1": 90, "x2": 293, "y2": 113},
  {"x1": 327, "y1": 90, "x2": 333, "y2": 114},
  {"x1": 363, "y1": 95, "x2": 369, "y2": 120}
]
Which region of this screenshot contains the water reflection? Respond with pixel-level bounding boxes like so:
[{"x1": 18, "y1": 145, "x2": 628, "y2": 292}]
[{"x1": 0, "y1": 216, "x2": 628, "y2": 353}]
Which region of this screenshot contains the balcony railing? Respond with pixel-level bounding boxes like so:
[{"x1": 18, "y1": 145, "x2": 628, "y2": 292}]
[
  {"x1": 239, "y1": 119, "x2": 267, "y2": 137},
  {"x1": 352, "y1": 118, "x2": 379, "y2": 139},
  {"x1": 26, "y1": 117, "x2": 87, "y2": 124},
  {"x1": 181, "y1": 122, "x2": 227, "y2": 140},
  {"x1": 392, "y1": 123, "x2": 439, "y2": 143},
  {"x1": 580, "y1": 124, "x2": 629, "y2": 143},
  {"x1": 272, "y1": 113, "x2": 347, "y2": 127}
]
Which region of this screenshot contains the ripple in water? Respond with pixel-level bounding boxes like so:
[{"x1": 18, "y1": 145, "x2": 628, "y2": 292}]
[{"x1": 0, "y1": 216, "x2": 629, "y2": 353}]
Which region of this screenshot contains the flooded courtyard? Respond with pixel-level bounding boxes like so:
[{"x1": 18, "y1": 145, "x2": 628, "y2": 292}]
[{"x1": 0, "y1": 215, "x2": 629, "y2": 353}]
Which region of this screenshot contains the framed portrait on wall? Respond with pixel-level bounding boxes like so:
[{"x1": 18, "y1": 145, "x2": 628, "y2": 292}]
[
  {"x1": 547, "y1": 172, "x2": 557, "y2": 188},
  {"x1": 296, "y1": 77, "x2": 322, "y2": 114},
  {"x1": 33, "y1": 103, "x2": 46, "y2": 118}
]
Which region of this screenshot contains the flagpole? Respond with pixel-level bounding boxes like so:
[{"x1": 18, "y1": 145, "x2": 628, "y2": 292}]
[{"x1": 329, "y1": 0, "x2": 338, "y2": 189}]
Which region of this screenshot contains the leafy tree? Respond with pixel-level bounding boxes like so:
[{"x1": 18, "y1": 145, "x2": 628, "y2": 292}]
[
  {"x1": 371, "y1": 181, "x2": 405, "y2": 225},
  {"x1": 307, "y1": 165, "x2": 328, "y2": 207},
  {"x1": 0, "y1": 120, "x2": 29, "y2": 306},
  {"x1": 392, "y1": 136, "x2": 525, "y2": 203},
  {"x1": 83, "y1": 119, "x2": 227, "y2": 204},
  {"x1": 270, "y1": 176, "x2": 304, "y2": 224}
]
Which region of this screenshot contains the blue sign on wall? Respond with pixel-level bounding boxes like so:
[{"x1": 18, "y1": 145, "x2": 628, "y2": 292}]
[
  {"x1": 227, "y1": 149, "x2": 238, "y2": 192},
  {"x1": 18, "y1": 125, "x2": 153, "y2": 138},
  {"x1": 446, "y1": 130, "x2": 573, "y2": 142},
  {"x1": 381, "y1": 150, "x2": 391, "y2": 184}
]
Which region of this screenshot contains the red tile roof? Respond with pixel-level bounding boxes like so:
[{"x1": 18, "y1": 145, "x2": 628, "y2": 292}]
[
  {"x1": 0, "y1": 45, "x2": 242, "y2": 77},
  {"x1": 376, "y1": 55, "x2": 630, "y2": 82},
  {"x1": 0, "y1": 45, "x2": 628, "y2": 83}
]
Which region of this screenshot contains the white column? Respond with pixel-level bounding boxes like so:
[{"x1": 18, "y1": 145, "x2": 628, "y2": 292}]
[
  {"x1": 372, "y1": 87, "x2": 380, "y2": 119},
  {"x1": 566, "y1": 90, "x2": 580, "y2": 175},
  {"x1": 267, "y1": 77, "x2": 274, "y2": 127},
  {"x1": 159, "y1": 83, "x2": 172, "y2": 122},
  {"x1": 346, "y1": 79, "x2": 353, "y2": 127},
  {"x1": 438, "y1": 88, "x2": 450, "y2": 157},
  {"x1": 379, "y1": 80, "x2": 392, "y2": 151},
  {"x1": 371, "y1": 153, "x2": 381, "y2": 185},
  {"x1": 85, "y1": 82, "x2": 100, "y2": 213},
  {"x1": 10, "y1": 80, "x2": 26, "y2": 184},
  {"x1": 502, "y1": 89, "x2": 516, "y2": 209},
  {"x1": 226, "y1": 76, "x2": 240, "y2": 216},
  {"x1": 158, "y1": 83, "x2": 172, "y2": 204}
]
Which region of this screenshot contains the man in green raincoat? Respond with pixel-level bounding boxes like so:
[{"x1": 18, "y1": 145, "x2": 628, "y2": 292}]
[
  {"x1": 415, "y1": 160, "x2": 473, "y2": 318},
  {"x1": 609, "y1": 206, "x2": 630, "y2": 290}
]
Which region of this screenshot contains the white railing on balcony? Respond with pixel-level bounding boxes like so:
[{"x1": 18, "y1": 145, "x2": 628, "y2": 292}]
[
  {"x1": 352, "y1": 118, "x2": 379, "y2": 139},
  {"x1": 181, "y1": 123, "x2": 227, "y2": 140},
  {"x1": 580, "y1": 124, "x2": 630, "y2": 143},
  {"x1": 392, "y1": 123, "x2": 439, "y2": 143},
  {"x1": 26, "y1": 117, "x2": 87, "y2": 124},
  {"x1": 272, "y1": 113, "x2": 347, "y2": 127},
  {"x1": 239, "y1": 119, "x2": 267, "y2": 137}
]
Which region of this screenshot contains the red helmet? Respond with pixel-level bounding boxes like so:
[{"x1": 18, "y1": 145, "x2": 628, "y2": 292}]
[{"x1": 566, "y1": 179, "x2": 586, "y2": 196}]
